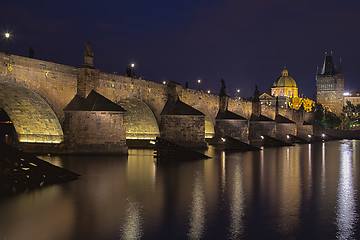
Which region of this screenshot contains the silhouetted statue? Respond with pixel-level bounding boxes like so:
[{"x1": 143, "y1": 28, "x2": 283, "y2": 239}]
[
  {"x1": 29, "y1": 47, "x2": 34, "y2": 58},
  {"x1": 219, "y1": 79, "x2": 229, "y2": 112},
  {"x1": 83, "y1": 41, "x2": 94, "y2": 68},
  {"x1": 220, "y1": 79, "x2": 228, "y2": 96},
  {"x1": 85, "y1": 42, "x2": 94, "y2": 57},
  {"x1": 185, "y1": 81, "x2": 188, "y2": 89}
]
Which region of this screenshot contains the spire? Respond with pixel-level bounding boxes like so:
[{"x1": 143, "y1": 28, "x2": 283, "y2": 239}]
[
  {"x1": 338, "y1": 57, "x2": 343, "y2": 74},
  {"x1": 281, "y1": 66, "x2": 288, "y2": 76},
  {"x1": 321, "y1": 50, "x2": 336, "y2": 76}
]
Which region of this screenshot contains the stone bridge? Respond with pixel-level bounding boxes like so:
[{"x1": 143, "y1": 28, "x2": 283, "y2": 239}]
[{"x1": 0, "y1": 49, "x2": 312, "y2": 152}]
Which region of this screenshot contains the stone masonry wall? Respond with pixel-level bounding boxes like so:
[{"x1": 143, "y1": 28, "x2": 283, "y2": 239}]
[
  {"x1": 160, "y1": 115, "x2": 206, "y2": 148},
  {"x1": 64, "y1": 111, "x2": 127, "y2": 154},
  {"x1": 0, "y1": 52, "x2": 302, "y2": 138},
  {"x1": 215, "y1": 119, "x2": 249, "y2": 142},
  {"x1": 249, "y1": 121, "x2": 276, "y2": 140},
  {"x1": 276, "y1": 123, "x2": 297, "y2": 141},
  {"x1": 0, "y1": 53, "x2": 77, "y2": 122}
]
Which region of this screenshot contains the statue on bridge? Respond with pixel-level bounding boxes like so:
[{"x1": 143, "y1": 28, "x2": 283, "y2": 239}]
[
  {"x1": 219, "y1": 79, "x2": 229, "y2": 113},
  {"x1": 83, "y1": 41, "x2": 94, "y2": 68}
]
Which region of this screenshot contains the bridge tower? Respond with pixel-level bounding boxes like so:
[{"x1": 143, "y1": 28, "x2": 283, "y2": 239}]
[{"x1": 316, "y1": 51, "x2": 344, "y2": 115}]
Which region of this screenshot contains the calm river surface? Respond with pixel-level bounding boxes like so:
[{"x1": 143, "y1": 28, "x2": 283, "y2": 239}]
[{"x1": 0, "y1": 140, "x2": 360, "y2": 240}]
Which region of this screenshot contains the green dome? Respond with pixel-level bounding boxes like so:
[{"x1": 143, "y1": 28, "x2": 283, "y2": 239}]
[{"x1": 272, "y1": 68, "x2": 297, "y2": 88}]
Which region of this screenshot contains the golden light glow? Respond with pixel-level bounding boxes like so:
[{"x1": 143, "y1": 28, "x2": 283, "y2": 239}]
[
  {"x1": 5, "y1": 32, "x2": 10, "y2": 38},
  {"x1": 288, "y1": 96, "x2": 314, "y2": 112}
]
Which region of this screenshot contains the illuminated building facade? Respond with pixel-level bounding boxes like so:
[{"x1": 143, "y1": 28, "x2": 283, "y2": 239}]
[
  {"x1": 316, "y1": 52, "x2": 344, "y2": 115},
  {"x1": 343, "y1": 90, "x2": 360, "y2": 106},
  {"x1": 270, "y1": 68, "x2": 298, "y2": 108},
  {"x1": 271, "y1": 68, "x2": 298, "y2": 99},
  {"x1": 261, "y1": 68, "x2": 313, "y2": 112}
]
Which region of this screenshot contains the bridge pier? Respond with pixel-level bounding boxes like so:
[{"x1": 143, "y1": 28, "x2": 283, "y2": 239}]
[
  {"x1": 159, "y1": 82, "x2": 208, "y2": 149},
  {"x1": 63, "y1": 91, "x2": 128, "y2": 154}
]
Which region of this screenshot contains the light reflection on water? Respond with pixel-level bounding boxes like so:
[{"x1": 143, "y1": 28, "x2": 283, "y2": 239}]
[
  {"x1": 228, "y1": 159, "x2": 244, "y2": 240},
  {"x1": 0, "y1": 141, "x2": 359, "y2": 239},
  {"x1": 188, "y1": 171, "x2": 206, "y2": 240},
  {"x1": 120, "y1": 201, "x2": 143, "y2": 240},
  {"x1": 336, "y1": 141, "x2": 358, "y2": 240}
]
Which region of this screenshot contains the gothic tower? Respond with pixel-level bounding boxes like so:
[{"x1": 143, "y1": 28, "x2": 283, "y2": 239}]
[{"x1": 316, "y1": 51, "x2": 344, "y2": 115}]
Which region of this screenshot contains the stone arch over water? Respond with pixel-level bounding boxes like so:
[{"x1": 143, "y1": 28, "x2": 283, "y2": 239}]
[
  {"x1": 118, "y1": 98, "x2": 160, "y2": 140},
  {"x1": 190, "y1": 104, "x2": 215, "y2": 139},
  {"x1": 0, "y1": 82, "x2": 64, "y2": 143}
]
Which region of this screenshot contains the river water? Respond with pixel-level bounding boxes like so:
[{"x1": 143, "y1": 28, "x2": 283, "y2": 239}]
[{"x1": 0, "y1": 140, "x2": 359, "y2": 240}]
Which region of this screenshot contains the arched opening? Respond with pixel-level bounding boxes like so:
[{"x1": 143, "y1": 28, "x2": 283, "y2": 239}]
[
  {"x1": 0, "y1": 82, "x2": 64, "y2": 144},
  {"x1": 118, "y1": 98, "x2": 160, "y2": 140},
  {"x1": 0, "y1": 109, "x2": 16, "y2": 145},
  {"x1": 191, "y1": 104, "x2": 215, "y2": 139}
]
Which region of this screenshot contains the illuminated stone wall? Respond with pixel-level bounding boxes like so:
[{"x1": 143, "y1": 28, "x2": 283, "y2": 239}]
[
  {"x1": 249, "y1": 121, "x2": 276, "y2": 141},
  {"x1": 0, "y1": 82, "x2": 64, "y2": 144},
  {"x1": 276, "y1": 123, "x2": 297, "y2": 141},
  {"x1": 160, "y1": 115, "x2": 207, "y2": 148},
  {"x1": 63, "y1": 111, "x2": 127, "y2": 154},
  {"x1": 297, "y1": 125, "x2": 313, "y2": 138},
  {"x1": 215, "y1": 119, "x2": 249, "y2": 142},
  {"x1": 316, "y1": 74, "x2": 344, "y2": 115},
  {"x1": 118, "y1": 98, "x2": 159, "y2": 140},
  {"x1": 0, "y1": 53, "x2": 77, "y2": 122},
  {"x1": 0, "y1": 52, "x2": 311, "y2": 149}
]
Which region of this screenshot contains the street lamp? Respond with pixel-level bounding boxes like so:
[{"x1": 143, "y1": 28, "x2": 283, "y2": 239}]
[
  {"x1": 4, "y1": 32, "x2": 10, "y2": 54},
  {"x1": 236, "y1": 88, "x2": 240, "y2": 99},
  {"x1": 197, "y1": 79, "x2": 201, "y2": 90},
  {"x1": 131, "y1": 63, "x2": 135, "y2": 68}
]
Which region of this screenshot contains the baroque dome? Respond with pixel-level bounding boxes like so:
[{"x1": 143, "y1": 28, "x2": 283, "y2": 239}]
[{"x1": 272, "y1": 68, "x2": 297, "y2": 88}]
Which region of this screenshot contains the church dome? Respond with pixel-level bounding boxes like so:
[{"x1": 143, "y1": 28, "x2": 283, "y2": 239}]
[{"x1": 272, "y1": 68, "x2": 297, "y2": 88}]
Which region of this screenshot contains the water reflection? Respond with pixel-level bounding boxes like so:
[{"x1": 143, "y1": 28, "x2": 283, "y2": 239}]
[
  {"x1": 1, "y1": 141, "x2": 360, "y2": 239},
  {"x1": 221, "y1": 151, "x2": 226, "y2": 193},
  {"x1": 188, "y1": 171, "x2": 206, "y2": 240},
  {"x1": 120, "y1": 201, "x2": 143, "y2": 240},
  {"x1": 336, "y1": 141, "x2": 357, "y2": 240},
  {"x1": 228, "y1": 160, "x2": 244, "y2": 240},
  {"x1": 279, "y1": 147, "x2": 300, "y2": 235},
  {"x1": 321, "y1": 142, "x2": 326, "y2": 195}
]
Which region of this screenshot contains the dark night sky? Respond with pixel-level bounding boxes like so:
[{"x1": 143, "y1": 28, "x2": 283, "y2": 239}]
[{"x1": 1, "y1": 0, "x2": 359, "y2": 98}]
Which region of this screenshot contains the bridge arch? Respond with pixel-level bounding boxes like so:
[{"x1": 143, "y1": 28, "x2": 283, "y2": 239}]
[
  {"x1": 190, "y1": 103, "x2": 215, "y2": 139},
  {"x1": 118, "y1": 98, "x2": 160, "y2": 140},
  {"x1": 0, "y1": 82, "x2": 64, "y2": 143}
]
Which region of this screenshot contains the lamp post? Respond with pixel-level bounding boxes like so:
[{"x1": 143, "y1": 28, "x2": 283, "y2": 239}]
[
  {"x1": 197, "y1": 79, "x2": 201, "y2": 90},
  {"x1": 5, "y1": 32, "x2": 10, "y2": 54},
  {"x1": 236, "y1": 88, "x2": 240, "y2": 99},
  {"x1": 126, "y1": 62, "x2": 136, "y2": 78}
]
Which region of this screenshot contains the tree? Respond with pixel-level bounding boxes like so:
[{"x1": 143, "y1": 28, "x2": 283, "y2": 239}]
[
  {"x1": 324, "y1": 111, "x2": 341, "y2": 129},
  {"x1": 314, "y1": 103, "x2": 324, "y2": 125},
  {"x1": 314, "y1": 102, "x2": 341, "y2": 129},
  {"x1": 341, "y1": 101, "x2": 360, "y2": 129}
]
